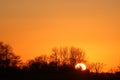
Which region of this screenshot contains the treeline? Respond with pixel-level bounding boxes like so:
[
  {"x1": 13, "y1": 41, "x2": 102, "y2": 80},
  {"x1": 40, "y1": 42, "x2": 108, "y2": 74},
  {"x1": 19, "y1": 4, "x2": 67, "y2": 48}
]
[
  {"x1": 0, "y1": 41, "x2": 86, "y2": 68},
  {"x1": 0, "y1": 42, "x2": 120, "y2": 80}
]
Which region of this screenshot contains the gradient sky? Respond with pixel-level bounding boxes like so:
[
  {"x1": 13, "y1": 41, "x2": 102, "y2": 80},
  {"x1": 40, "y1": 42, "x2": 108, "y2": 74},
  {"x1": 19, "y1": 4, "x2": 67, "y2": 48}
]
[{"x1": 0, "y1": 0, "x2": 120, "y2": 71}]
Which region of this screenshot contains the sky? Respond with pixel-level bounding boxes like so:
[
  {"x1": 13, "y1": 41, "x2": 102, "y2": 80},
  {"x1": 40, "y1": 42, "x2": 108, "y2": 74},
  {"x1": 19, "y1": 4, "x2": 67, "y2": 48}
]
[{"x1": 0, "y1": 0, "x2": 120, "y2": 71}]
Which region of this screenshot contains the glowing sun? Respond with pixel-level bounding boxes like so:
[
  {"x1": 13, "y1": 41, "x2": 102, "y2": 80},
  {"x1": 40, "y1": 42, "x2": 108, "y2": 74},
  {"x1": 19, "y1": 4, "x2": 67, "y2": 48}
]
[{"x1": 75, "y1": 63, "x2": 86, "y2": 70}]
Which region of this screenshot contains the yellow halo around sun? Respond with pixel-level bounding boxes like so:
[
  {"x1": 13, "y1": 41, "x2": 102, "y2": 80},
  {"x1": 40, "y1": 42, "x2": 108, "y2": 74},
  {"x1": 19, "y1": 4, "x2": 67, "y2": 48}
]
[{"x1": 75, "y1": 63, "x2": 86, "y2": 70}]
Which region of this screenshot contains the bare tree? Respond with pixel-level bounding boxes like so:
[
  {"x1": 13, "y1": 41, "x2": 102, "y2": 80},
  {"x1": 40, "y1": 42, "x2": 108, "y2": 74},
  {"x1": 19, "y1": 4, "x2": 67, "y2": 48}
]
[
  {"x1": 117, "y1": 64, "x2": 120, "y2": 72},
  {"x1": 88, "y1": 62, "x2": 104, "y2": 73},
  {"x1": 34, "y1": 55, "x2": 48, "y2": 64},
  {"x1": 58, "y1": 47, "x2": 69, "y2": 65},
  {"x1": 69, "y1": 47, "x2": 86, "y2": 67},
  {"x1": 50, "y1": 48, "x2": 60, "y2": 64},
  {"x1": 109, "y1": 68, "x2": 117, "y2": 73},
  {"x1": 49, "y1": 47, "x2": 86, "y2": 67},
  {"x1": 0, "y1": 42, "x2": 21, "y2": 68},
  {"x1": 109, "y1": 64, "x2": 120, "y2": 73}
]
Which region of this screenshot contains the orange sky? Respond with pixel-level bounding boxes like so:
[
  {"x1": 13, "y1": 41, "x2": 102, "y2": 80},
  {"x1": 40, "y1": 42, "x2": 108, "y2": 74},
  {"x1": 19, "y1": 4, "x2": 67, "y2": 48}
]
[{"x1": 0, "y1": 0, "x2": 120, "y2": 71}]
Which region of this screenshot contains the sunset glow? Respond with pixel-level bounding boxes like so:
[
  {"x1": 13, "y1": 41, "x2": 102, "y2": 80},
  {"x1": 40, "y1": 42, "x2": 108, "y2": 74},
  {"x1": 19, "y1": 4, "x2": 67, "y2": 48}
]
[{"x1": 0, "y1": 0, "x2": 120, "y2": 72}]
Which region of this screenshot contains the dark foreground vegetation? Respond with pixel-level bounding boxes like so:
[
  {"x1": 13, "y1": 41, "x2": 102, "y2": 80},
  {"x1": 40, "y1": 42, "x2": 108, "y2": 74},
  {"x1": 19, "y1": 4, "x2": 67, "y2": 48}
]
[
  {"x1": 0, "y1": 42, "x2": 120, "y2": 80},
  {"x1": 1, "y1": 65, "x2": 120, "y2": 80}
]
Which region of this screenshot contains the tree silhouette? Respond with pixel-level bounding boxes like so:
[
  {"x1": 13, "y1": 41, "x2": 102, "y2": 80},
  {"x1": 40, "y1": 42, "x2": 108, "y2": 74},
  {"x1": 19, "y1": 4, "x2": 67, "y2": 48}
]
[
  {"x1": 109, "y1": 64, "x2": 120, "y2": 73},
  {"x1": 0, "y1": 42, "x2": 120, "y2": 80},
  {"x1": 69, "y1": 47, "x2": 86, "y2": 67},
  {"x1": 58, "y1": 47, "x2": 69, "y2": 65},
  {"x1": 27, "y1": 55, "x2": 48, "y2": 73},
  {"x1": 50, "y1": 47, "x2": 86, "y2": 66},
  {"x1": 0, "y1": 42, "x2": 21, "y2": 68},
  {"x1": 88, "y1": 62, "x2": 104, "y2": 73},
  {"x1": 50, "y1": 48, "x2": 60, "y2": 64},
  {"x1": 50, "y1": 47, "x2": 69, "y2": 66},
  {"x1": 117, "y1": 64, "x2": 120, "y2": 72}
]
